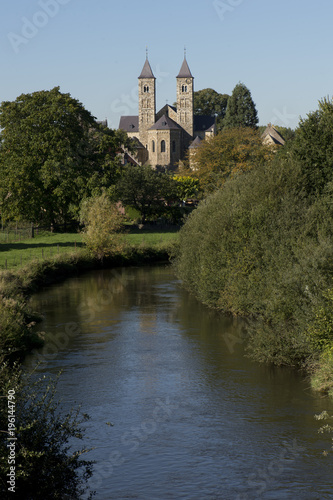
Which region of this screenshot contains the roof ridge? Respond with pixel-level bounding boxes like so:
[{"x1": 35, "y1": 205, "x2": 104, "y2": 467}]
[{"x1": 139, "y1": 58, "x2": 155, "y2": 79}]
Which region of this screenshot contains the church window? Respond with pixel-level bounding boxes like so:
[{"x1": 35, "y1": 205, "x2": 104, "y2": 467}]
[
  {"x1": 172, "y1": 141, "x2": 176, "y2": 153},
  {"x1": 182, "y1": 85, "x2": 188, "y2": 93},
  {"x1": 152, "y1": 140, "x2": 155, "y2": 153},
  {"x1": 161, "y1": 140, "x2": 166, "y2": 153},
  {"x1": 144, "y1": 85, "x2": 149, "y2": 93}
]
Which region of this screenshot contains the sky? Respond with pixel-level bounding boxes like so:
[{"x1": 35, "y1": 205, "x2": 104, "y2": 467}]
[{"x1": 1, "y1": 0, "x2": 333, "y2": 130}]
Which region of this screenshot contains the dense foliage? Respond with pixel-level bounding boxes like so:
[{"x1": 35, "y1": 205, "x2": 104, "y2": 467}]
[
  {"x1": 193, "y1": 88, "x2": 229, "y2": 131},
  {"x1": 80, "y1": 193, "x2": 124, "y2": 261},
  {"x1": 176, "y1": 97, "x2": 333, "y2": 368},
  {"x1": 116, "y1": 165, "x2": 178, "y2": 223},
  {"x1": 189, "y1": 127, "x2": 273, "y2": 194},
  {"x1": 0, "y1": 87, "x2": 129, "y2": 225},
  {"x1": 223, "y1": 82, "x2": 258, "y2": 129}
]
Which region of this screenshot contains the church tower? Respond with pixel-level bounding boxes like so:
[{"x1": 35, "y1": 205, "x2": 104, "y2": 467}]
[
  {"x1": 138, "y1": 56, "x2": 156, "y2": 141},
  {"x1": 176, "y1": 56, "x2": 194, "y2": 138}
]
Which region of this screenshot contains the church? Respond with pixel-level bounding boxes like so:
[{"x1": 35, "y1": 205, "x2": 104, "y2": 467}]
[{"x1": 119, "y1": 55, "x2": 216, "y2": 169}]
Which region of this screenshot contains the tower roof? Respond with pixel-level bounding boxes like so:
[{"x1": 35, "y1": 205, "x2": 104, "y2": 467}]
[
  {"x1": 189, "y1": 136, "x2": 202, "y2": 149},
  {"x1": 139, "y1": 58, "x2": 155, "y2": 79},
  {"x1": 177, "y1": 57, "x2": 193, "y2": 78}
]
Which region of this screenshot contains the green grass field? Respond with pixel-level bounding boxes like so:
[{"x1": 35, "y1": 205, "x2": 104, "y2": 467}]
[{"x1": 0, "y1": 227, "x2": 179, "y2": 270}]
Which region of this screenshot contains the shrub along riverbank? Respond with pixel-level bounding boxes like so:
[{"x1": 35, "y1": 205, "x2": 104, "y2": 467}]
[{"x1": 175, "y1": 148, "x2": 333, "y2": 397}]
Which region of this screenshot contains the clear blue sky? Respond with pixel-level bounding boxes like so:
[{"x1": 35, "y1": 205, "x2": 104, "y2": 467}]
[{"x1": 1, "y1": 0, "x2": 332, "y2": 130}]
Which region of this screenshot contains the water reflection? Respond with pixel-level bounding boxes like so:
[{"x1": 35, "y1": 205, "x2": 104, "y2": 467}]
[{"x1": 27, "y1": 265, "x2": 333, "y2": 500}]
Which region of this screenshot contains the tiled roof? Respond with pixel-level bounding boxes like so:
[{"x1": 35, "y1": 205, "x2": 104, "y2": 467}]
[
  {"x1": 177, "y1": 57, "x2": 193, "y2": 78},
  {"x1": 194, "y1": 115, "x2": 215, "y2": 132},
  {"x1": 119, "y1": 116, "x2": 139, "y2": 133},
  {"x1": 261, "y1": 123, "x2": 285, "y2": 146},
  {"x1": 189, "y1": 136, "x2": 202, "y2": 149},
  {"x1": 139, "y1": 58, "x2": 155, "y2": 79},
  {"x1": 149, "y1": 114, "x2": 181, "y2": 131}
]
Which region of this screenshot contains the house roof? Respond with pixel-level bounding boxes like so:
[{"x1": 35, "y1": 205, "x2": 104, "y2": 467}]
[
  {"x1": 149, "y1": 114, "x2": 181, "y2": 131},
  {"x1": 189, "y1": 136, "x2": 203, "y2": 149},
  {"x1": 194, "y1": 115, "x2": 216, "y2": 132},
  {"x1": 119, "y1": 116, "x2": 139, "y2": 133},
  {"x1": 139, "y1": 58, "x2": 155, "y2": 79},
  {"x1": 261, "y1": 123, "x2": 285, "y2": 146},
  {"x1": 177, "y1": 57, "x2": 193, "y2": 78}
]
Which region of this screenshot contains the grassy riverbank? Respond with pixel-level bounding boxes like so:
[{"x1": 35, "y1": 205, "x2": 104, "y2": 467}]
[
  {"x1": 0, "y1": 227, "x2": 179, "y2": 270},
  {"x1": 0, "y1": 227, "x2": 179, "y2": 361}
]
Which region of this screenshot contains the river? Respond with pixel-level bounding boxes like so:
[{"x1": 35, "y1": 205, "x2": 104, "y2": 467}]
[{"x1": 26, "y1": 265, "x2": 333, "y2": 499}]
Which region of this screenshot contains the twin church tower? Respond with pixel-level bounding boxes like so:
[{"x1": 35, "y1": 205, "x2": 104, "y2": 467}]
[{"x1": 119, "y1": 54, "x2": 216, "y2": 169}]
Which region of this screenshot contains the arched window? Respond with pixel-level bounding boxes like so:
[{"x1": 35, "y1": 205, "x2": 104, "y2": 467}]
[
  {"x1": 172, "y1": 141, "x2": 176, "y2": 153},
  {"x1": 144, "y1": 85, "x2": 149, "y2": 93},
  {"x1": 161, "y1": 140, "x2": 166, "y2": 153},
  {"x1": 182, "y1": 85, "x2": 187, "y2": 93},
  {"x1": 152, "y1": 140, "x2": 155, "y2": 153}
]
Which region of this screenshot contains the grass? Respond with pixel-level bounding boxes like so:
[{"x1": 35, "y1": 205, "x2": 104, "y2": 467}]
[
  {"x1": 0, "y1": 232, "x2": 84, "y2": 270},
  {"x1": 0, "y1": 227, "x2": 179, "y2": 270}
]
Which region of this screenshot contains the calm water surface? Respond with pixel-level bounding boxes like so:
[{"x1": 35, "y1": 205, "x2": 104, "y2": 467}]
[{"x1": 26, "y1": 265, "x2": 333, "y2": 500}]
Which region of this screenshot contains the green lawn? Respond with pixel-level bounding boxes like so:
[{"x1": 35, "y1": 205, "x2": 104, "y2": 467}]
[{"x1": 0, "y1": 228, "x2": 179, "y2": 270}]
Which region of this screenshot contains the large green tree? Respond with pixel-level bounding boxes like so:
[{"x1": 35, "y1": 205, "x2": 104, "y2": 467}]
[
  {"x1": 194, "y1": 88, "x2": 229, "y2": 131},
  {"x1": 291, "y1": 97, "x2": 333, "y2": 195},
  {"x1": 223, "y1": 82, "x2": 258, "y2": 129},
  {"x1": 0, "y1": 87, "x2": 127, "y2": 225},
  {"x1": 116, "y1": 165, "x2": 178, "y2": 223}
]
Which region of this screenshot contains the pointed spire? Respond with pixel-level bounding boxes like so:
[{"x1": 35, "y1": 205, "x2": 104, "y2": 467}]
[
  {"x1": 177, "y1": 54, "x2": 193, "y2": 78},
  {"x1": 139, "y1": 53, "x2": 155, "y2": 79}
]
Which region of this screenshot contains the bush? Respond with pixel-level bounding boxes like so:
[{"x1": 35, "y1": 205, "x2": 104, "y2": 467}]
[
  {"x1": 80, "y1": 193, "x2": 124, "y2": 261},
  {"x1": 175, "y1": 152, "x2": 333, "y2": 365}
]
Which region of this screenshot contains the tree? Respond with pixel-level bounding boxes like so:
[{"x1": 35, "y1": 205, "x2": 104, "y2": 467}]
[
  {"x1": 0, "y1": 87, "x2": 126, "y2": 225},
  {"x1": 173, "y1": 176, "x2": 200, "y2": 201},
  {"x1": 80, "y1": 193, "x2": 124, "y2": 261},
  {"x1": 291, "y1": 97, "x2": 333, "y2": 195},
  {"x1": 116, "y1": 165, "x2": 178, "y2": 223},
  {"x1": 189, "y1": 127, "x2": 273, "y2": 194},
  {"x1": 223, "y1": 82, "x2": 258, "y2": 129},
  {"x1": 194, "y1": 89, "x2": 229, "y2": 131}
]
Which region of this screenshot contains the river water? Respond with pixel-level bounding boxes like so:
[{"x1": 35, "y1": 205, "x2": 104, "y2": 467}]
[{"x1": 26, "y1": 265, "x2": 333, "y2": 500}]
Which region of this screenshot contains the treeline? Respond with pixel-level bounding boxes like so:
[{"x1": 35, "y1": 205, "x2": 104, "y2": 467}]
[
  {"x1": 0, "y1": 87, "x2": 199, "y2": 229},
  {"x1": 175, "y1": 97, "x2": 333, "y2": 395}
]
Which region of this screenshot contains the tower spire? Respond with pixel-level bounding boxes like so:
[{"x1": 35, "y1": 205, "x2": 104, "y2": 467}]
[{"x1": 146, "y1": 46, "x2": 148, "y2": 60}]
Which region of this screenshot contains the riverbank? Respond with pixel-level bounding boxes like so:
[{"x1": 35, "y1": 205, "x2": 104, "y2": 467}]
[{"x1": 0, "y1": 241, "x2": 176, "y2": 363}]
